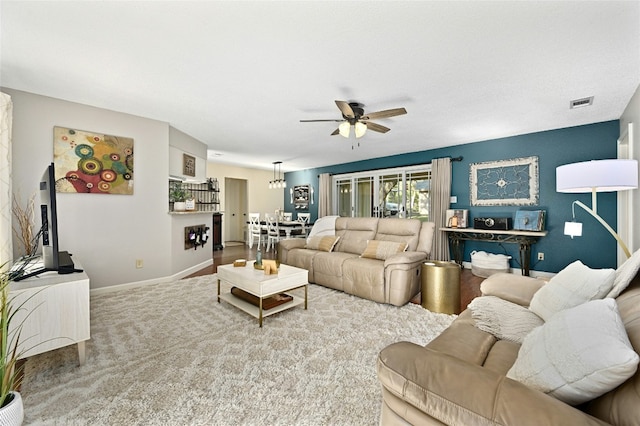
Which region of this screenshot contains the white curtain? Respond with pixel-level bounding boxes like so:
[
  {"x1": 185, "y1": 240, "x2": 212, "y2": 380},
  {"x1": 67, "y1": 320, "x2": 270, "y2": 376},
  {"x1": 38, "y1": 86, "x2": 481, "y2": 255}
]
[
  {"x1": 428, "y1": 157, "x2": 451, "y2": 260},
  {"x1": 318, "y1": 173, "x2": 332, "y2": 218},
  {"x1": 0, "y1": 92, "x2": 13, "y2": 267}
]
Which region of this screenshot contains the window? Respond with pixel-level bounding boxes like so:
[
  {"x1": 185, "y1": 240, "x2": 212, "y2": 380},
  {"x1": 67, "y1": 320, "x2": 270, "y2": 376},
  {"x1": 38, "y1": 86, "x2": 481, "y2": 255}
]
[
  {"x1": 332, "y1": 164, "x2": 432, "y2": 220},
  {"x1": 405, "y1": 170, "x2": 431, "y2": 220},
  {"x1": 336, "y1": 179, "x2": 352, "y2": 217}
]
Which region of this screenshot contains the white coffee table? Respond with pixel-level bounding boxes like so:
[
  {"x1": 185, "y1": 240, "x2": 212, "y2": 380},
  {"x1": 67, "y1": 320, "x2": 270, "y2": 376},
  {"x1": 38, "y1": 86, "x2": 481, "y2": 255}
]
[{"x1": 217, "y1": 261, "x2": 308, "y2": 327}]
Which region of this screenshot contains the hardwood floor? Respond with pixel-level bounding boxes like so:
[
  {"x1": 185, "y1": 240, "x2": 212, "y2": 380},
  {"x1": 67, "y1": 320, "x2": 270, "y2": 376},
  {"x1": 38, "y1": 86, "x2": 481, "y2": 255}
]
[{"x1": 188, "y1": 242, "x2": 484, "y2": 312}]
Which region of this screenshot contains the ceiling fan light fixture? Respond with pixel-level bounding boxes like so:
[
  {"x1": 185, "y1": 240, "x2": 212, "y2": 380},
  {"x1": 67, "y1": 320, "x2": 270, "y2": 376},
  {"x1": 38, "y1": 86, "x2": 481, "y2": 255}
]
[
  {"x1": 302, "y1": 100, "x2": 407, "y2": 142},
  {"x1": 338, "y1": 121, "x2": 351, "y2": 138}
]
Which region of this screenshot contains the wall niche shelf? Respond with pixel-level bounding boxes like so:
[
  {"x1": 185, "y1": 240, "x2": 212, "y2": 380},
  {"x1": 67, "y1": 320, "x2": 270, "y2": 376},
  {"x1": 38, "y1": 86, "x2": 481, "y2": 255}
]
[{"x1": 169, "y1": 178, "x2": 219, "y2": 213}]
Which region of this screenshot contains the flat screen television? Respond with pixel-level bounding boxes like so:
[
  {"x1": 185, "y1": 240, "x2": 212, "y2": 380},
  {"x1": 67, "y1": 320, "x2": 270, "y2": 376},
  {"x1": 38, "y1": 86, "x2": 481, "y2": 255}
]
[{"x1": 12, "y1": 163, "x2": 82, "y2": 281}]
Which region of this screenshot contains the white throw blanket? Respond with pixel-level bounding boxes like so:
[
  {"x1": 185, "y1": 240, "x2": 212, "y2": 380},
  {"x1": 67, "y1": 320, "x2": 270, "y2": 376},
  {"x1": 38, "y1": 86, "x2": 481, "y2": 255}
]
[
  {"x1": 307, "y1": 215, "x2": 339, "y2": 241},
  {"x1": 468, "y1": 296, "x2": 544, "y2": 344}
]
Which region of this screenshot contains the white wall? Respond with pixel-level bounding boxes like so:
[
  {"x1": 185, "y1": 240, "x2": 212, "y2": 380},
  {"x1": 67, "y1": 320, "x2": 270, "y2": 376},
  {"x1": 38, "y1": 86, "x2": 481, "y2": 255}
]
[
  {"x1": 5, "y1": 88, "x2": 172, "y2": 289},
  {"x1": 620, "y1": 83, "x2": 640, "y2": 254},
  {"x1": 169, "y1": 126, "x2": 207, "y2": 183},
  {"x1": 168, "y1": 127, "x2": 212, "y2": 275},
  {"x1": 170, "y1": 212, "x2": 212, "y2": 275}
]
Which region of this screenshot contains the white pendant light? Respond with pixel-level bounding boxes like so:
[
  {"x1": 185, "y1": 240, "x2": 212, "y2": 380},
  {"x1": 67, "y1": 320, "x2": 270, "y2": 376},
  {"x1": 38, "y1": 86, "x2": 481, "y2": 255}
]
[
  {"x1": 268, "y1": 161, "x2": 287, "y2": 189},
  {"x1": 354, "y1": 121, "x2": 367, "y2": 138}
]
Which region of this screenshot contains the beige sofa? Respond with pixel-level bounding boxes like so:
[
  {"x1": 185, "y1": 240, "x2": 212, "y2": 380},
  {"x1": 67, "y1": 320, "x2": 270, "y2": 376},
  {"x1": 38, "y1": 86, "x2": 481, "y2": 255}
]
[
  {"x1": 278, "y1": 217, "x2": 435, "y2": 306},
  {"x1": 376, "y1": 271, "x2": 640, "y2": 425}
]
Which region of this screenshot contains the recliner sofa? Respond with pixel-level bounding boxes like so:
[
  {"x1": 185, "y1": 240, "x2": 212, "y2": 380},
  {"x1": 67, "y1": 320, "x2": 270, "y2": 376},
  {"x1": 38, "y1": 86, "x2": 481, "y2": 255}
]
[
  {"x1": 278, "y1": 217, "x2": 435, "y2": 306},
  {"x1": 376, "y1": 271, "x2": 640, "y2": 425}
]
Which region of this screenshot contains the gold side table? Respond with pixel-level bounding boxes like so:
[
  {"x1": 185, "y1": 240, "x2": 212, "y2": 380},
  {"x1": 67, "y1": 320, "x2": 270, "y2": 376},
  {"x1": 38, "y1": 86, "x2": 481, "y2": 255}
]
[{"x1": 421, "y1": 261, "x2": 461, "y2": 314}]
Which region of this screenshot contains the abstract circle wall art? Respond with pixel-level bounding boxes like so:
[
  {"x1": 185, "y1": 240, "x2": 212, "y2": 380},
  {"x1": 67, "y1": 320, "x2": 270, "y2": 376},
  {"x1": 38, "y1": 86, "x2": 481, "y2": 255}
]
[{"x1": 53, "y1": 126, "x2": 134, "y2": 195}]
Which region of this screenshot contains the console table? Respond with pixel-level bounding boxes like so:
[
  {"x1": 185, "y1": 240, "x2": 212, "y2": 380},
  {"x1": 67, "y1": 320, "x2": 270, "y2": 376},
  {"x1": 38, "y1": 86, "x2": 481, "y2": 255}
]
[
  {"x1": 441, "y1": 227, "x2": 547, "y2": 276},
  {"x1": 9, "y1": 258, "x2": 90, "y2": 365}
]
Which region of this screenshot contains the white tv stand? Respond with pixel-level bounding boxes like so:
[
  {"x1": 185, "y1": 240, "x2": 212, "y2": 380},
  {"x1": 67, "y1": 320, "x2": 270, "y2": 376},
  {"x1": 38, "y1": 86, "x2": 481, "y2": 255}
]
[{"x1": 9, "y1": 257, "x2": 90, "y2": 365}]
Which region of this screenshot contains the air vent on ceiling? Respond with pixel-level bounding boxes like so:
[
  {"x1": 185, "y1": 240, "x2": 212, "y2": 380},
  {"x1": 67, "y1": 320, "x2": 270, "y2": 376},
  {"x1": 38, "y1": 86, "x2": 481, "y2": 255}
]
[{"x1": 570, "y1": 96, "x2": 594, "y2": 109}]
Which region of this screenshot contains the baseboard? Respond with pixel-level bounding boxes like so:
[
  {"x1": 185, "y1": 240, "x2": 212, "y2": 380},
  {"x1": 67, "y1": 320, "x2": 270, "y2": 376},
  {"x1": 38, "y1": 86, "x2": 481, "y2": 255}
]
[
  {"x1": 170, "y1": 259, "x2": 214, "y2": 281},
  {"x1": 90, "y1": 259, "x2": 214, "y2": 296}
]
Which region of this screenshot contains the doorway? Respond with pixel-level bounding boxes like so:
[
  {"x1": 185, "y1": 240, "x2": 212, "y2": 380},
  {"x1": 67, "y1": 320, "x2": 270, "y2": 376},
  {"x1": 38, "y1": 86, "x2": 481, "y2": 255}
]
[
  {"x1": 618, "y1": 122, "x2": 635, "y2": 266},
  {"x1": 224, "y1": 177, "x2": 248, "y2": 245}
]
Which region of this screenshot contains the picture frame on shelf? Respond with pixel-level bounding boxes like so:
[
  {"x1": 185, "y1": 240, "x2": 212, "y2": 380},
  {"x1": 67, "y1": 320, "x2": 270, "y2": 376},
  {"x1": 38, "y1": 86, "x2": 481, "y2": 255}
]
[
  {"x1": 445, "y1": 209, "x2": 469, "y2": 228},
  {"x1": 514, "y1": 210, "x2": 545, "y2": 231}
]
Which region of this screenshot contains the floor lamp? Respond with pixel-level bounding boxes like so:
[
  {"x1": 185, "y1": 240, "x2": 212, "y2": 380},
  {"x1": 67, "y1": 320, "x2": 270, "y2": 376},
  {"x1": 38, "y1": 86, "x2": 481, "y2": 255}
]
[{"x1": 556, "y1": 159, "x2": 638, "y2": 258}]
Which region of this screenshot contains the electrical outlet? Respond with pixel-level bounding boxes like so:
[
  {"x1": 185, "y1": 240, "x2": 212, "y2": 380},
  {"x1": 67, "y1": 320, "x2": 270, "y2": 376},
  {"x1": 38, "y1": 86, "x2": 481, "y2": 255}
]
[
  {"x1": 136, "y1": 259, "x2": 144, "y2": 269},
  {"x1": 537, "y1": 252, "x2": 544, "y2": 261}
]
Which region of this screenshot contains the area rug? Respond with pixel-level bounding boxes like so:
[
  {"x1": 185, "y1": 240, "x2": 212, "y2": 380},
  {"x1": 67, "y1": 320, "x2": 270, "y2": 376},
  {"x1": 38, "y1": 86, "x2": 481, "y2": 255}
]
[{"x1": 20, "y1": 275, "x2": 455, "y2": 425}]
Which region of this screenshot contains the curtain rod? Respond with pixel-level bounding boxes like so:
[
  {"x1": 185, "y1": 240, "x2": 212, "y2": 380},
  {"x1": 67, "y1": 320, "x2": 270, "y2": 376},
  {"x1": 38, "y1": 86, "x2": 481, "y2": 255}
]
[
  {"x1": 317, "y1": 156, "x2": 463, "y2": 177},
  {"x1": 430, "y1": 155, "x2": 463, "y2": 164}
]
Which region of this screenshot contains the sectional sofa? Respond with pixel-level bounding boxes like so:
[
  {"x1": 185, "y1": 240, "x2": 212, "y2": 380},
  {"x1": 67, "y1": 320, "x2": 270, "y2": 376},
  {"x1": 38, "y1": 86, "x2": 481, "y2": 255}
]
[{"x1": 377, "y1": 254, "x2": 640, "y2": 425}]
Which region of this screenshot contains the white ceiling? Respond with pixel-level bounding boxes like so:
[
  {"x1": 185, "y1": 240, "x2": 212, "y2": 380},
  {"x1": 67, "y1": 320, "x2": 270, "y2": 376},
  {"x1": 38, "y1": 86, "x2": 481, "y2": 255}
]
[{"x1": 2, "y1": 1, "x2": 639, "y2": 172}]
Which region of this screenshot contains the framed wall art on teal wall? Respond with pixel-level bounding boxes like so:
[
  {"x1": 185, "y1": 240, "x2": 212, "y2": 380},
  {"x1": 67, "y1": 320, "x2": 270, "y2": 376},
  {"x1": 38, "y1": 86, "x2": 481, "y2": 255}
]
[{"x1": 469, "y1": 156, "x2": 539, "y2": 206}]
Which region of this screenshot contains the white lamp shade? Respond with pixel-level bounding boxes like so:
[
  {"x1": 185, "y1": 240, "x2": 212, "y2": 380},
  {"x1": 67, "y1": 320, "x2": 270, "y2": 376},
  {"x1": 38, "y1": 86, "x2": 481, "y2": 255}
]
[
  {"x1": 338, "y1": 122, "x2": 351, "y2": 138},
  {"x1": 556, "y1": 159, "x2": 638, "y2": 193},
  {"x1": 564, "y1": 221, "x2": 583, "y2": 237},
  {"x1": 354, "y1": 122, "x2": 367, "y2": 138}
]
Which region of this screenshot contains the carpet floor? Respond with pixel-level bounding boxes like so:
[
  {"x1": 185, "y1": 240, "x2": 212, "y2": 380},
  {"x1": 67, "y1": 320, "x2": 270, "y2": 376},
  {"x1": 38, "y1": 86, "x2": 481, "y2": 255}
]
[{"x1": 21, "y1": 275, "x2": 455, "y2": 425}]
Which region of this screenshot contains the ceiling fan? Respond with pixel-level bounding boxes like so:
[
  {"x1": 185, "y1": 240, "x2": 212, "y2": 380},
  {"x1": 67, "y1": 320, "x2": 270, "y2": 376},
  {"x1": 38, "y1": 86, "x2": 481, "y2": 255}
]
[{"x1": 300, "y1": 100, "x2": 407, "y2": 140}]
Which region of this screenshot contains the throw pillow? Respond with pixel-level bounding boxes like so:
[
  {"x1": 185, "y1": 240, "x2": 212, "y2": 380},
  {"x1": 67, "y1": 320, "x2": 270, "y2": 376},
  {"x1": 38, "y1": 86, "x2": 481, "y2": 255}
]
[
  {"x1": 507, "y1": 298, "x2": 639, "y2": 405},
  {"x1": 361, "y1": 240, "x2": 407, "y2": 260},
  {"x1": 468, "y1": 296, "x2": 544, "y2": 344},
  {"x1": 529, "y1": 260, "x2": 615, "y2": 321},
  {"x1": 606, "y1": 248, "x2": 640, "y2": 299},
  {"x1": 305, "y1": 235, "x2": 340, "y2": 252}
]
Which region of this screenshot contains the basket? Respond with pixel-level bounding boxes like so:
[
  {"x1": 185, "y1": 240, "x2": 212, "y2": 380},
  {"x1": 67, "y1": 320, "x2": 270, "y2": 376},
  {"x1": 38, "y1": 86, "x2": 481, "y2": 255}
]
[{"x1": 470, "y1": 250, "x2": 511, "y2": 278}]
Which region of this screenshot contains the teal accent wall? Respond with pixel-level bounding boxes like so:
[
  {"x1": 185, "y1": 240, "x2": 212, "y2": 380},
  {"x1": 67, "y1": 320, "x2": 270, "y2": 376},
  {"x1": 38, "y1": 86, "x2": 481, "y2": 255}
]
[{"x1": 284, "y1": 120, "x2": 620, "y2": 273}]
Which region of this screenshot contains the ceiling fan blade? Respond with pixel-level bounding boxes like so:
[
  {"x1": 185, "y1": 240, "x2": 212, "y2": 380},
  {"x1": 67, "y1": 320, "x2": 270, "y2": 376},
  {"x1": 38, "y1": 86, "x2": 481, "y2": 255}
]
[
  {"x1": 300, "y1": 119, "x2": 344, "y2": 122},
  {"x1": 331, "y1": 128, "x2": 340, "y2": 136},
  {"x1": 361, "y1": 107, "x2": 407, "y2": 120},
  {"x1": 365, "y1": 121, "x2": 391, "y2": 133},
  {"x1": 335, "y1": 100, "x2": 355, "y2": 119}
]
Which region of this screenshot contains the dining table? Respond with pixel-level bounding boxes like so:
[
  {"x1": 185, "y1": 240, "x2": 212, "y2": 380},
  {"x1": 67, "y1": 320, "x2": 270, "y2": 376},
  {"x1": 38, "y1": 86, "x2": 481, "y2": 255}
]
[{"x1": 249, "y1": 220, "x2": 312, "y2": 239}]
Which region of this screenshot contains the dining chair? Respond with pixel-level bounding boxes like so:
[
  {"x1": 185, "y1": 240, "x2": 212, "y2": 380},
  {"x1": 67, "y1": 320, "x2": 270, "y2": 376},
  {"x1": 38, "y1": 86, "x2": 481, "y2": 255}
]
[
  {"x1": 265, "y1": 215, "x2": 281, "y2": 252},
  {"x1": 297, "y1": 212, "x2": 311, "y2": 223},
  {"x1": 294, "y1": 212, "x2": 311, "y2": 238},
  {"x1": 247, "y1": 213, "x2": 263, "y2": 248}
]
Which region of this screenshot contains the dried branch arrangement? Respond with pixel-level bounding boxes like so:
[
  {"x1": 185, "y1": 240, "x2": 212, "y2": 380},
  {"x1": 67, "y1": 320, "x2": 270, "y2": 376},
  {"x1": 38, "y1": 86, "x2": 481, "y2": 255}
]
[{"x1": 12, "y1": 194, "x2": 36, "y2": 257}]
